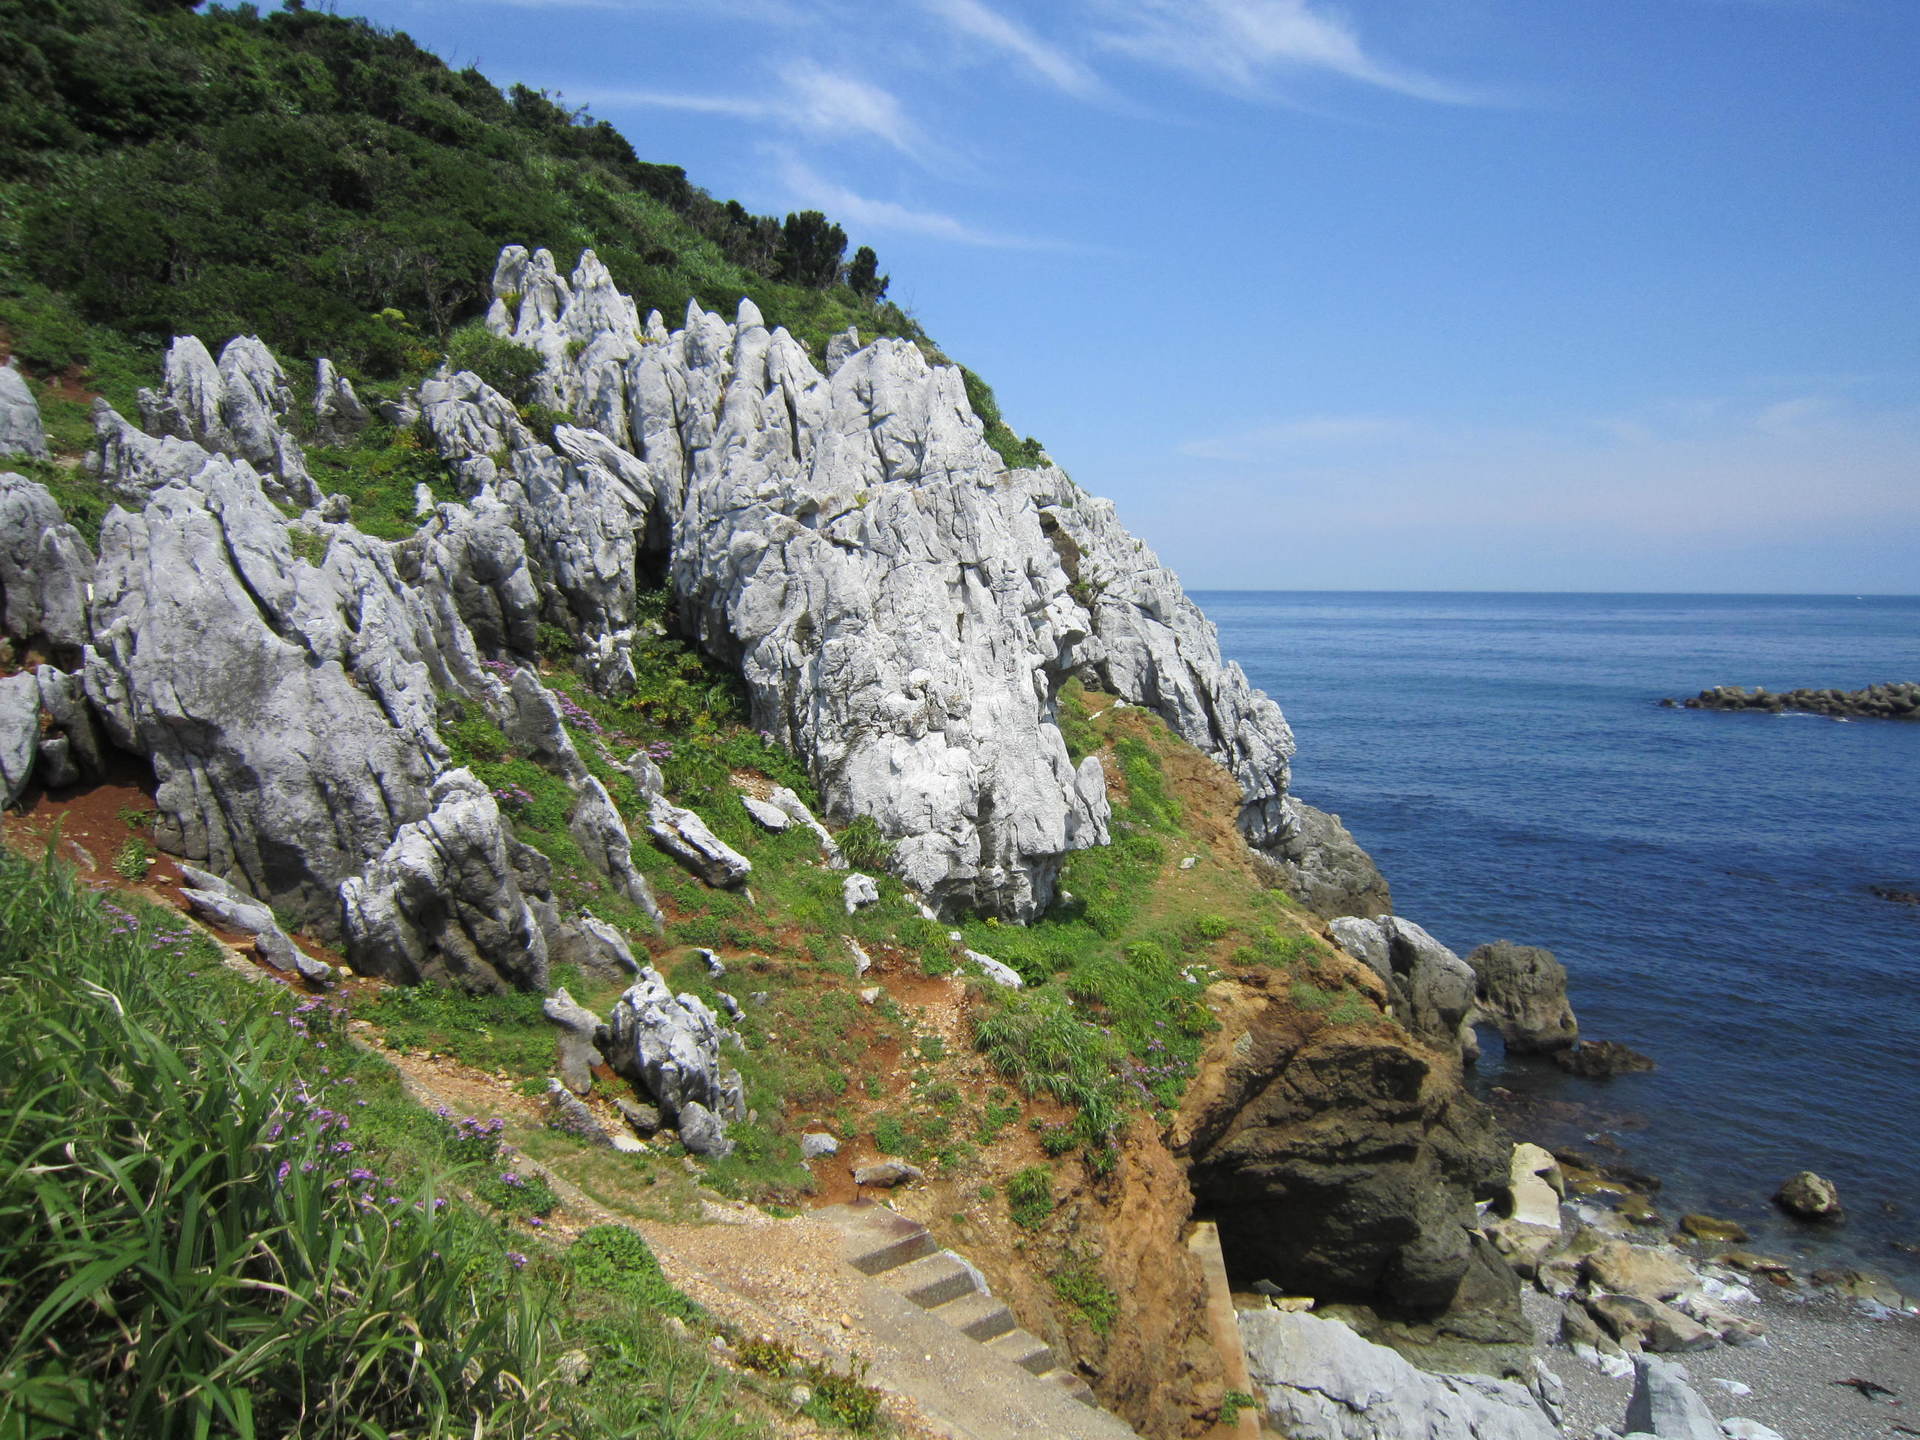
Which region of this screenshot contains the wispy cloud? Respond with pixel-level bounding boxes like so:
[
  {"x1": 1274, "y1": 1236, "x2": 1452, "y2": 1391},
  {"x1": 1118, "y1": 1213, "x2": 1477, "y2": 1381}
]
[
  {"x1": 575, "y1": 61, "x2": 928, "y2": 159},
  {"x1": 1093, "y1": 0, "x2": 1484, "y2": 105},
  {"x1": 777, "y1": 157, "x2": 1076, "y2": 249},
  {"x1": 921, "y1": 0, "x2": 1105, "y2": 98}
]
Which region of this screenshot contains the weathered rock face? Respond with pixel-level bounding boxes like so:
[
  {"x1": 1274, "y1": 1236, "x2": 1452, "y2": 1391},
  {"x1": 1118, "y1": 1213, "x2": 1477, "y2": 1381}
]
[
  {"x1": 1270, "y1": 797, "x2": 1393, "y2": 920},
  {"x1": 471, "y1": 245, "x2": 1364, "y2": 917},
  {"x1": 0, "y1": 472, "x2": 94, "y2": 658},
  {"x1": 602, "y1": 967, "x2": 746, "y2": 1154},
  {"x1": 1239, "y1": 1309, "x2": 1557, "y2": 1440},
  {"x1": 1467, "y1": 940, "x2": 1578, "y2": 1054},
  {"x1": 1328, "y1": 915, "x2": 1477, "y2": 1056},
  {"x1": 1176, "y1": 969, "x2": 1512, "y2": 1320},
  {"x1": 138, "y1": 336, "x2": 319, "y2": 508},
  {"x1": 0, "y1": 361, "x2": 49, "y2": 461}
]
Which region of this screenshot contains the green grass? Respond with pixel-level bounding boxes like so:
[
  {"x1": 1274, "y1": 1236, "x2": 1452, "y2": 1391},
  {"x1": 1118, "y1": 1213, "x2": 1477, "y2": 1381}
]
[
  {"x1": 1005, "y1": 1166, "x2": 1055, "y2": 1230},
  {"x1": 1049, "y1": 1253, "x2": 1118, "y2": 1336},
  {"x1": 305, "y1": 421, "x2": 460, "y2": 541}
]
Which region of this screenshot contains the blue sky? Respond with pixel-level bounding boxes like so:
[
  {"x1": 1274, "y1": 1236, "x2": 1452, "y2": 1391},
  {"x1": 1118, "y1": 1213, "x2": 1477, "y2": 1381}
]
[{"x1": 336, "y1": 0, "x2": 1917, "y2": 593}]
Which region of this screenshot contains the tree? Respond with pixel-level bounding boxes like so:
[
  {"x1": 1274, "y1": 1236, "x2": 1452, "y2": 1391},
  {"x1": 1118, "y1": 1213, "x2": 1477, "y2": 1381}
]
[
  {"x1": 775, "y1": 210, "x2": 846, "y2": 290},
  {"x1": 847, "y1": 245, "x2": 888, "y2": 301}
]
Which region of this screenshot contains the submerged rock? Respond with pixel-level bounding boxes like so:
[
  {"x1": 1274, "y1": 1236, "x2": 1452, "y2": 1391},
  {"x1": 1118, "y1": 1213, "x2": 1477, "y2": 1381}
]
[{"x1": 1555, "y1": 1039, "x2": 1656, "y2": 1077}]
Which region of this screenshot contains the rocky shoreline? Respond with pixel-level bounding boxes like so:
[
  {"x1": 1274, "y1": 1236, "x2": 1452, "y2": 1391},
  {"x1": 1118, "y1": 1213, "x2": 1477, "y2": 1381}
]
[{"x1": 1662, "y1": 683, "x2": 1920, "y2": 721}]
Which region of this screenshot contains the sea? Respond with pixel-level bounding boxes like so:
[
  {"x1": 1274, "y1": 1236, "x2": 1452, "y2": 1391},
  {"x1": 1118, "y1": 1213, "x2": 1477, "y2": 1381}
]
[{"x1": 1194, "y1": 590, "x2": 1920, "y2": 1288}]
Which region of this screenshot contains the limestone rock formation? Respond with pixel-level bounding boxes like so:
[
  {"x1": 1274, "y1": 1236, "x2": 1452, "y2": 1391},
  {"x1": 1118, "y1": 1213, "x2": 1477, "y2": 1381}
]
[
  {"x1": 0, "y1": 361, "x2": 49, "y2": 461},
  {"x1": 1238, "y1": 1309, "x2": 1557, "y2": 1440},
  {"x1": 1177, "y1": 968, "x2": 1513, "y2": 1324},
  {"x1": 312, "y1": 358, "x2": 372, "y2": 445},
  {"x1": 177, "y1": 863, "x2": 332, "y2": 983},
  {"x1": 0, "y1": 472, "x2": 94, "y2": 657},
  {"x1": 1329, "y1": 915, "x2": 1477, "y2": 1055},
  {"x1": 469, "y1": 245, "x2": 1370, "y2": 917},
  {"x1": 338, "y1": 769, "x2": 551, "y2": 991},
  {"x1": 0, "y1": 672, "x2": 39, "y2": 806},
  {"x1": 1269, "y1": 797, "x2": 1392, "y2": 919},
  {"x1": 1467, "y1": 940, "x2": 1578, "y2": 1054},
  {"x1": 648, "y1": 797, "x2": 751, "y2": 887},
  {"x1": 137, "y1": 336, "x2": 319, "y2": 508},
  {"x1": 1622, "y1": 1355, "x2": 1720, "y2": 1440},
  {"x1": 603, "y1": 968, "x2": 745, "y2": 1154}
]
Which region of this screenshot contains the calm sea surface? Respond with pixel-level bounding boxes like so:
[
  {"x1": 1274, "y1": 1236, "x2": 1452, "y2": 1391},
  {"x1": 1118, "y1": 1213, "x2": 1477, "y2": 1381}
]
[{"x1": 1195, "y1": 591, "x2": 1920, "y2": 1285}]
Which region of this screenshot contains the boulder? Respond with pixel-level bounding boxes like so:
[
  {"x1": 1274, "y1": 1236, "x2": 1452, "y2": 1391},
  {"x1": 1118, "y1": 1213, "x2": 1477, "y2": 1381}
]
[
  {"x1": 801, "y1": 1132, "x2": 840, "y2": 1159},
  {"x1": 1375, "y1": 915, "x2": 1478, "y2": 1050},
  {"x1": 615, "y1": 1097, "x2": 661, "y2": 1137},
  {"x1": 603, "y1": 967, "x2": 745, "y2": 1135},
  {"x1": 0, "y1": 672, "x2": 39, "y2": 806},
  {"x1": 676, "y1": 1100, "x2": 733, "y2": 1157},
  {"x1": 854, "y1": 1160, "x2": 923, "y2": 1188},
  {"x1": 648, "y1": 797, "x2": 751, "y2": 887},
  {"x1": 177, "y1": 864, "x2": 331, "y2": 983},
  {"x1": 964, "y1": 949, "x2": 1024, "y2": 989},
  {"x1": 1718, "y1": 1421, "x2": 1783, "y2": 1440},
  {"x1": 1328, "y1": 915, "x2": 1391, "y2": 988},
  {"x1": 1507, "y1": 1142, "x2": 1566, "y2": 1230},
  {"x1": 0, "y1": 360, "x2": 49, "y2": 460},
  {"x1": 1585, "y1": 1240, "x2": 1696, "y2": 1303},
  {"x1": 543, "y1": 986, "x2": 604, "y2": 1095},
  {"x1": 1466, "y1": 940, "x2": 1578, "y2": 1054},
  {"x1": 842, "y1": 872, "x2": 879, "y2": 913},
  {"x1": 137, "y1": 337, "x2": 317, "y2": 507},
  {"x1": 740, "y1": 794, "x2": 791, "y2": 831},
  {"x1": 339, "y1": 770, "x2": 550, "y2": 992},
  {"x1": 1774, "y1": 1170, "x2": 1841, "y2": 1219},
  {"x1": 1678, "y1": 1213, "x2": 1749, "y2": 1245},
  {"x1": 0, "y1": 471, "x2": 95, "y2": 656},
  {"x1": 567, "y1": 777, "x2": 664, "y2": 927},
  {"x1": 545, "y1": 1078, "x2": 613, "y2": 1145},
  {"x1": 1622, "y1": 1355, "x2": 1719, "y2": 1440},
  {"x1": 1238, "y1": 1309, "x2": 1557, "y2": 1440},
  {"x1": 560, "y1": 914, "x2": 640, "y2": 976},
  {"x1": 766, "y1": 786, "x2": 844, "y2": 866}
]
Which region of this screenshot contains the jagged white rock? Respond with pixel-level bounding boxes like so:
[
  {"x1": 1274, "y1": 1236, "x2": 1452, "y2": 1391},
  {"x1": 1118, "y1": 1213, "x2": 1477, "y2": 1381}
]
[
  {"x1": 603, "y1": 968, "x2": 745, "y2": 1154},
  {"x1": 312, "y1": 358, "x2": 372, "y2": 445},
  {"x1": 0, "y1": 672, "x2": 39, "y2": 806},
  {"x1": 177, "y1": 863, "x2": 332, "y2": 982},
  {"x1": 842, "y1": 873, "x2": 879, "y2": 914},
  {"x1": 0, "y1": 472, "x2": 94, "y2": 654},
  {"x1": 964, "y1": 949, "x2": 1024, "y2": 989},
  {"x1": 740, "y1": 794, "x2": 792, "y2": 831},
  {"x1": 0, "y1": 361, "x2": 49, "y2": 460},
  {"x1": 648, "y1": 796, "x2": 751, "y2": 887}
]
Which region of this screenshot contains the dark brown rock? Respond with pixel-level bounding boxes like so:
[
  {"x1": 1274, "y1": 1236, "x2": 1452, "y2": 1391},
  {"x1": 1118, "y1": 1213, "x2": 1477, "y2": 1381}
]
[
  {"x1": 1177, "y1": 971, "x2": 1513, "y2": 1326},
  {"x1": 1466, "y1": 940, "x2": 1578, "y2": 1054},
  {"x1": 1553, "y1": 1039, "x2": 1655, "y2": 1077}
]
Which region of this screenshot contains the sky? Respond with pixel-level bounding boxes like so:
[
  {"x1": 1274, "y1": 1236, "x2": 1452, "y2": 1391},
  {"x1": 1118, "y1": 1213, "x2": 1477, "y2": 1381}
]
[{"x1": 327, "y1": 0, "x2": 1917, "y2": 593}]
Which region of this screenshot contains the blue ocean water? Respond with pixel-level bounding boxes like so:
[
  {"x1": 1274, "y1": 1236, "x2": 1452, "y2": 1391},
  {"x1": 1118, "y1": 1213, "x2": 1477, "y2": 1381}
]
[{"x1": 1196, "y1": 591, "x2": 1920, "y2": 1284}]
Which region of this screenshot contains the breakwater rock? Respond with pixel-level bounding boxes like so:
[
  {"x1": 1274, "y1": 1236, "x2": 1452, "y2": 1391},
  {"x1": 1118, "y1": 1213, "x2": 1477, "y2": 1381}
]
[{"x1": 1665, "y1": 682, "x2": 1920, "y2": 720}]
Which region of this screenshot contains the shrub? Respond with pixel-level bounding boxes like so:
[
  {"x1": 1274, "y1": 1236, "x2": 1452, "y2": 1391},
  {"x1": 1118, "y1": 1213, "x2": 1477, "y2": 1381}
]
[
  {"x1": 1050, "y1": 1253, "x2": 1118, "y2": 1335},
  {"x1": 1005, "y1": 1166, "x2": 1055, "y2": 1230},
  {"x1": 837, "y1": 813, "x2": 893, "y2": 872},
  {"x1": 445, "y1": 322, "x2": 544, "y2": 405}
]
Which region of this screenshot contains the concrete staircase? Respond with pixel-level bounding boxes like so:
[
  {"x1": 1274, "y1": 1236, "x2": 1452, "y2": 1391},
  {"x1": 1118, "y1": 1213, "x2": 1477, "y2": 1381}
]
[{"x1": 814, "y1": 1203, "x2": 1135, "y2": 1437}]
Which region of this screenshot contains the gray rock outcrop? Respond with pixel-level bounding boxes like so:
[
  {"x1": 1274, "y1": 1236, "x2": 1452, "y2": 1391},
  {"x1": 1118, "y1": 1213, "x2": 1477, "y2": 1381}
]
[
  {"x1": 0, "y1": 361, "x2": 49, "y2": 461},
  {"x1": 0, "y1": 672, "x2": 40, "y2": 806},
  {"x1": 472, "y1": 245, "x2": 1369, "y2": 918},
  {"x1": 0, "y1": 471, "x2": 94, "y2": 656},
  {"x1": 1622, "y1": 1356, "x2": 1719, "y2": 1440},
  {"x1": 648, "y1": 797, "x2": 751, "y2": 887},
  {"x1": 1331, "y1": 915, "x2": 1477, "y2": 1053},
  {"x1": 1270, "y1": 797, "x2": 1392, "y2": 919},
  {"x1": 138, "y1": 336, "x2": 319, "y2": 507},
  {"x1": 603, "y1": 967, "x2": 745, "y2": 1153},
  {"x1": 339, "y1": 769, "x2": 550, "y2": 991},
  {"x1": 1239, "y1": 1309, "x2": 1557, "y2": 1440},
  {"x1": 544, "y1": 986, "x2": 605, "y2": 1095},
  {"x1": 312, "y1": 358, "x2": 372, "y2": 445},
  {"x1": 1467, "y1": 940, "x2": 1578, "y2": 1053},
  {"x1": 567, "y1": 776, "x2": 665, "y2": 926},
  {"x1": 177, "y1": 863, "x2": 332, "y2": 983}
]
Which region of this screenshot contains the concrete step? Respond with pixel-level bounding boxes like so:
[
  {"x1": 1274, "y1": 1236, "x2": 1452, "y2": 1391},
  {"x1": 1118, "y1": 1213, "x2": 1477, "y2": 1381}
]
[
  {"x1": 928, "y1": 1288, "x2": 1017, "y2": 1341},
  {"x1": 1043, "y1": 1367, "x2": 1099, "y2": 1406},
  {"x1": 987, "y1": 1327, "x2": 1055, "y2": 1376},
  {"x1": 813, "y1": 1202, "x2": 938, "y2": 1275},
  {"x1": 887, "y1": 1250, "x2": 981, "y2": 1309}
]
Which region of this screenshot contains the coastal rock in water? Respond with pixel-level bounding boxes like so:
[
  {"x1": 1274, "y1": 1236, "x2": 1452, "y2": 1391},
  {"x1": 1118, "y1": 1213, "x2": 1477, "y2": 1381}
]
[
  {"x1": 1238, "y1": 1310, "x2": 1557, "y2": 1440},
  {"x1": 1774, "y1": 1170, "x2": 1842, "y2": 1220},
  {"x1": 1555, "y1": 1039, "x2": 1656, "y2": 1077},
  {"x1": 1622, "y1": 1355, "x2": 1720, "y2": 1440},
  {"x1": 603, "y1": 968, "x2": 745, "y2": 1136},
  {"x1": 338, "y1": 769, "x2": 551, "y2": 992},
  {"x1": 0, "y1": 361, "x2": 49, "y2": 460},
  {"x1": 1676, "y1": 681, "x2": 1920, "y2": 722},
  {"x1": 1467, "y1": 940, "x2": 1578, "y2": 1054},
  {"x1": 1271, "y1": 797, "x2": 1393, "y2": 920},
  {"x1": 1178, "y1": 967, "x2": 1513, "y2": 1321},
  {"x1": 0, "y1": 471, "x2": 95, "y2": 656}
]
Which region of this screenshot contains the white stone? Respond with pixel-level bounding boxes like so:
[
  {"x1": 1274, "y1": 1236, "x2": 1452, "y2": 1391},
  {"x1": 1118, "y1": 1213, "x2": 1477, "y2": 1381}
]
[{"x1": 964, "y1": 949, "x2": 1024, "y2": 989}]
